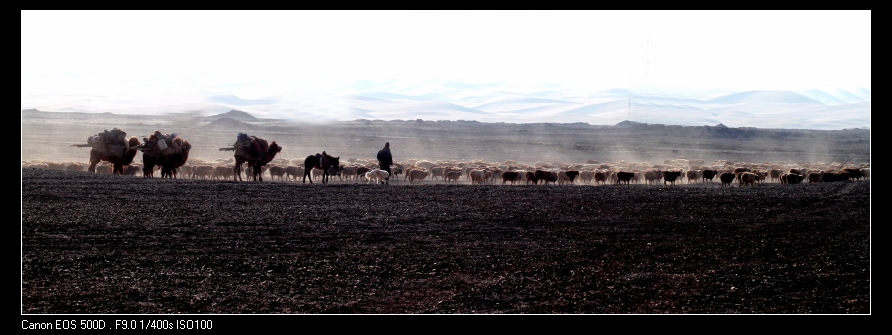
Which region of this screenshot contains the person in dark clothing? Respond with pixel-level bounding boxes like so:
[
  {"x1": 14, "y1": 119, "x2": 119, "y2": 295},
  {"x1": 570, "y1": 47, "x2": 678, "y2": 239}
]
[{"x1": 376, "y1": 142, "x2": 393, "y2": 184}]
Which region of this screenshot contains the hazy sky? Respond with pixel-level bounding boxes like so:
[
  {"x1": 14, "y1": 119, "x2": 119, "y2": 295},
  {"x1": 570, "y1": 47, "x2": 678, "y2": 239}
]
[{"x1": 22, "y1": 10, "x2": 871, "y2": 112}]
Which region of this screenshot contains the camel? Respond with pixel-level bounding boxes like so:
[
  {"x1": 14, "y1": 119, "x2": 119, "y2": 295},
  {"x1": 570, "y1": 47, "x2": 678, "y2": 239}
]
[
  {"x1": 234, "y1": 141, "x2": 282, "y2": 181},
  {"x1": 134, "y1": 131, "x2": 192, "y2": 178},
  {"x1": 142, "y1": 137, "x2": 192, "y2": 178},
  {"x1": 72, "y1": 128, "x2": 141, "y2": 175},
  {"x1": 87, "y1": 137, "x2": 141, "y2": 174},
  {"x1": 220, "y1": 134, "x2": 282, "y2": 182}
]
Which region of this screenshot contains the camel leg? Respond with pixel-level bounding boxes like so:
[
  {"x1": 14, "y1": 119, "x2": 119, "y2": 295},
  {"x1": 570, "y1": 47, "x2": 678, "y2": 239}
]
[
  {"x1": 254, "y1": 163, "x2": 263, "y2": 182},
  {"x1": 88, "y1": 151, "x2": 101, "y2": 173}
]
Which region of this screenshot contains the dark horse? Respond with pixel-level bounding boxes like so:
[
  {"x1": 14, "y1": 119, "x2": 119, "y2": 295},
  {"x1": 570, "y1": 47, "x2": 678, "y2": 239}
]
[{"x1": 303, "y1": 152, "x2": 340, "y2": 184}]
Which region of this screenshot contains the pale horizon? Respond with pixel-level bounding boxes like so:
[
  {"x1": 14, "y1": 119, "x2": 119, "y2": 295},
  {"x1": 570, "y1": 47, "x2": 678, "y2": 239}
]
[{"x1": 22, "y1": 10, "x2": 871, "y2": 129}]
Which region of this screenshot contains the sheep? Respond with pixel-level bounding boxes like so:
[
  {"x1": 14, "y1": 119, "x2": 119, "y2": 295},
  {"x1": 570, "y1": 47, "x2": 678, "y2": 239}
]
[
  {"x1": 469, "y1": 169, "x2": 487, "y2": 185},
  {"x1": 391, "y1": 165, "x2": 403, "y2": 180},
  {"x1": 311, "y1": 167, "x2": 324, "y2": 180},
  {"x1": 445, "y1": 170, "x2": 463, "y2": 184},
  {"x1": 593, "y1": 170, "x2": 609, "y2": 185},
  {"x1": 356, "y1": 166, "x2": 371, "y2": 181},
  {"x1": 501, "y1": 171, "x2": 519, "y2": 185},
  {"x1": 213, "y1": 165, "x2": 232, "y2": 180},
  {"x1": 177, "y1": 165, "x2": 192, "y2": 178},
  {"x1": 701, "y1": 169, "x2": 718, "y2": 183},
  {"x1": 488, "y1": 168, "x2": 503, "y2": 184},
  {"x1": 192, "y1": 165, "x2": 213, "y2": 180},
  {"x1": 663, "y1": 170, "x2": 683, "y2": 186},
  {"x1": 558, "y1": 170, "x2": 579, "y2": 185},
  {"x1": 842, "y1": 167, "x2": 864, "y2": 181},
  {"x1": 753, "y1": 170, "x2": 768, "y2": 183},
  {"x1": 769, "y1": 169, "x2": 783, "y2": 183},
  {"x1": 285, "y1": 166, "x2": 304, "y2": 181},
  {"x1": 542, "y1": 171, "x2": 558, "y2": 185},
  {"x1": 340, "y1": 166, "x2": 358, "y2": 181},
  {"x1": 407, "y1": 168, "x2": 429, "y2": 184},
  {"x1": 268, "y1": 165, "x2": 286, "y2": 181},
  {"x1": 96, "y1": 164, "x2": 112, "y2": 174},
  {"x1": 327, "y1": 165, "x2": 342, "y2": 181},
  {"x1": 686, "y1": 170, "x2": 702, "y2": 184},
  {"x1": 720, "y1": 172, "x2": 736, "y2": 188},
  {"x1": 644, "y1": 169, "x2": 663, "y2": 185},
  {"x1": 822, "y1": 170, "x2": 851, "y2": 182},
  {"x1": 525, "y1": 171, "x2": 538, "y2": 185},
  {"x1": 738, "y1": 172, "x2": 759, "y2": 187},
  {"x1": 430, "y1": 166, "x2": 446, "y2": 181},
  {"x1": 578, "y1": 170, "x2": 595, "y2": 184},
  {"x1": 616, "y1": 171, "x2": 635, "y2": 185},
  {"x1": 462, "y1": 166, "x2": 476, "y2": 181},
  {"x1": 785, "y1": 173, "x2": 804, "y2": 184}
]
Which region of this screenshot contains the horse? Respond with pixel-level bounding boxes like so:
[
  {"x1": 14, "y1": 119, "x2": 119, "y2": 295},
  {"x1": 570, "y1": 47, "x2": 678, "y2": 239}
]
[{"x1": 303, "y1": 152, "x2": 340, "y2": 184}]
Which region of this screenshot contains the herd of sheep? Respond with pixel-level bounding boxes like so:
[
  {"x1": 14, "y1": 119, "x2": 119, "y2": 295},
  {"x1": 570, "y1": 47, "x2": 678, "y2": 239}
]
[{"x1": 22, "y1": 155, "x2": 871, "y2": 187}]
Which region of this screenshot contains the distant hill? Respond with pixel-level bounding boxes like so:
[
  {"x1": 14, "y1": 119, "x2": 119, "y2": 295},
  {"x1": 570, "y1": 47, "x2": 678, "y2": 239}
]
[
  {"x1": 615, "y1": 120, "x2": 646, "y2": 127},
  {"x1": 204, "y1": 110, "x2": 258, "y2": 121},
  {"x1": 207, "y1": 117, "x2": 254, "y2": 129}
]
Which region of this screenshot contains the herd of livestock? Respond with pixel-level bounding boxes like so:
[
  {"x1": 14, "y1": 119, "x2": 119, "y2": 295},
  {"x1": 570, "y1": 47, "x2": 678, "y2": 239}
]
[
  {"x1": 28, "y1": 132, "x2": 872, "y2": 187},
  {"x1": 19, "y1": 129, "x2": 873, "y2": 187}
]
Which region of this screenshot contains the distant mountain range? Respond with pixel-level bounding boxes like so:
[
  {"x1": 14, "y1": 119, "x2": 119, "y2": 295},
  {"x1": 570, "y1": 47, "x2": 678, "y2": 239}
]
[{"x1": 22, "y1": 85, "x2": 870, "y2": 131}]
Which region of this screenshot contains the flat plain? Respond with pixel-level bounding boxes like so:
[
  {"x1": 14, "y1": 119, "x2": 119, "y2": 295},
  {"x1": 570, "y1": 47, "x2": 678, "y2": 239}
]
[{"x1": 21, "y1": 111, "x2": 871, "y2": 314}]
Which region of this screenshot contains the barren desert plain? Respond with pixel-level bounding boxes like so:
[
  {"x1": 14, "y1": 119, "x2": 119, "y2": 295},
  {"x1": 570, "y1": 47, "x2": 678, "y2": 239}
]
[{"x1": 21, "y1": 110, "x2": 871, "y2": 315}]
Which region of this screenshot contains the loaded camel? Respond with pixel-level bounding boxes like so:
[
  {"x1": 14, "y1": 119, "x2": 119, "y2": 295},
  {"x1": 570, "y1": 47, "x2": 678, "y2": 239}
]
[
  {"x1": 71, "y1": 128, "x2": 141, "y2": 175},
  {"x1": 220, "y1": 133, "x2": 282, "y2": 182},
  {"x1": 137, "y1": 131, "x2": 192, "y2": 178}
]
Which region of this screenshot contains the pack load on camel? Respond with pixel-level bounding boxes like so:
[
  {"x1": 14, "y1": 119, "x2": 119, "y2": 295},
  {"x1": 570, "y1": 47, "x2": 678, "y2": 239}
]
[
  {"x1": 220, "y1": 132, "x2": 269, "y2": 158},
  {"x1": 138, "y1": 130, "x2": 184, "y2": 156},
  {"x1": 72, "y1": 128, "x2": 130, "y2": 158}
]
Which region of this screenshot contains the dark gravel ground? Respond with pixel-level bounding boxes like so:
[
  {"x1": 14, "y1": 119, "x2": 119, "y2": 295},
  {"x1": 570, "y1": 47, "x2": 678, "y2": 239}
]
[{"x1": 21, "y1": 168, "x2": 871, "y2": 314}]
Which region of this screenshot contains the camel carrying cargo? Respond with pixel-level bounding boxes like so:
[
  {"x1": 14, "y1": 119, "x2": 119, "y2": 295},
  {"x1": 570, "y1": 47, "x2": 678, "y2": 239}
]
[
  {"x1": 71, "y1": 128, "x2": 141, "y2": 174},
  {"x1": 137, "y1": 130, "x2": 184, "y2": 156},
  {"x1": 220, "y1": 133, "x2": 281, "y2": 182},
  {"x1": 135, "y1": 131, "x2": 192, "y2": 178},
  {"x1": 71, "y1": 128, "x2": 130, "y2": 158}
]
